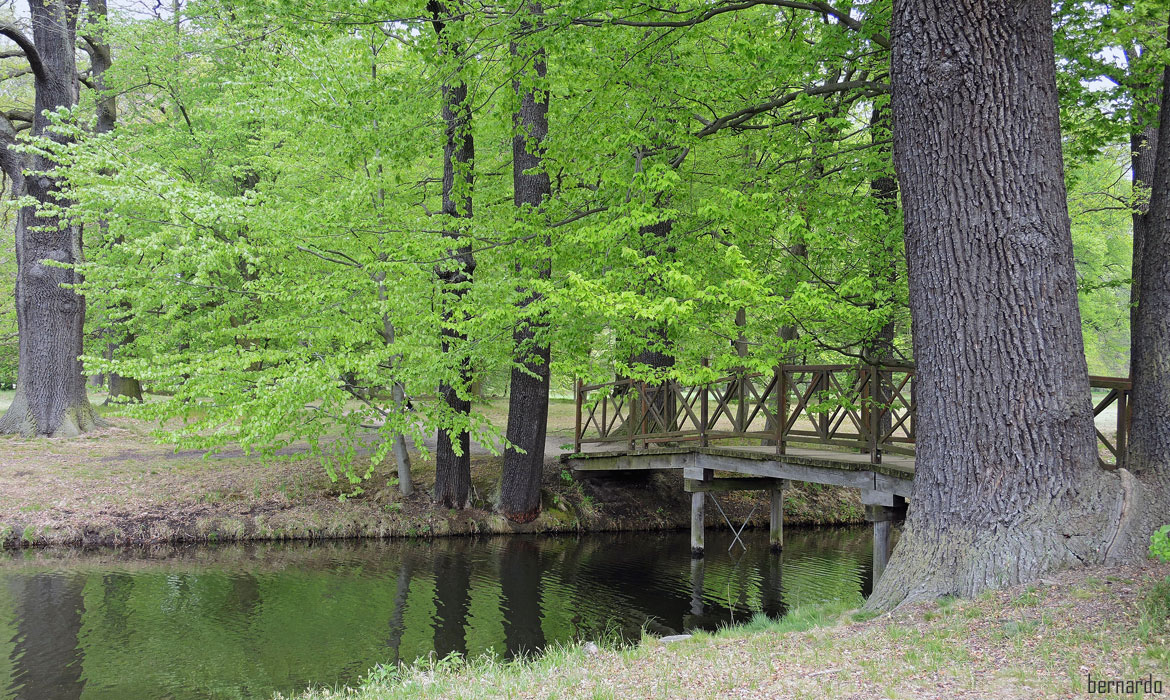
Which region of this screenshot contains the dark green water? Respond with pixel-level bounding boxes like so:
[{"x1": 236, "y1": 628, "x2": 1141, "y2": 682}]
[{"x1": 0, "y1": 527, "x2": 872, "y2": 699}]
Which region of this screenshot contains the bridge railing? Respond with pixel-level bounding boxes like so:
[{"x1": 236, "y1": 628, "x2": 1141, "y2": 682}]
[
  {"x1": 573, "y1": 366, "x2": 1131, "y2": 469},
  {"x1": 1091, "y1": 375, "x2": 1131, "y2": 470}
]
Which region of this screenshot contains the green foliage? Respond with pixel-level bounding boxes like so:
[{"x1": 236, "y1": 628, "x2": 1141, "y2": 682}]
[
  {"x1": 2, "y1": 0, "x2": 1132, "y2": 487},
  {"x1": 1150, "y1": 525, "x2": 1170, "y2": 563},
  {"x1": 1066, "y1": 146, "x2": 1134, "y2": 376}
]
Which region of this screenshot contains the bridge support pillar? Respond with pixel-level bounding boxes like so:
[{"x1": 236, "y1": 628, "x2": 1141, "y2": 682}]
[
  {"x1": 866, "y1": 504, "x2": 895, "y2": 583},
  {"x1": 691, "y1": 492, "x2": 705, "y2": 558},
  {"x1": 769, "y1": 481, "x2": 787, "y2": 552}
]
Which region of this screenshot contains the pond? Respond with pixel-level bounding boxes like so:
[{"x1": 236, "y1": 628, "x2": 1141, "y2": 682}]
[{"x1": 0, "y1": 527, "x2": 873, "y2": 699}]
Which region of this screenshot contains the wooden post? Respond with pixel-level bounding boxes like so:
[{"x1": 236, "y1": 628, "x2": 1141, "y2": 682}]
[
  {"x1": 736, "y1": 371, "x2": 746, "y2": 432},
  {"x1": 628, "y1": 381, "x2": 637, "y2": 452},
  {"x1": 777, "y1": 367, "x2": 787, "y2": 456},
  {"x1": 866, "y1": 504, "x2": 894, "y2": 583},
  {"x1": 601, "y1": 388, "x2": 607, "y2": 438},
  {"x1": 700, "y1": 359, "x2": 710, "y2": 447},
  {"x1": 574, "y1": 378, "x2": 582, "y2": 454},
  {"x1": 861, "y1": 365, "x2": 870, "y2": 456},
  {"x1": 691, "y1": 491, "x2": 705, "y2": 558},
  {"x1": 870, "y1": 365, "x2": 882, "y2": 464},
  {"x1": 769, "y1": 481, "x2": 785, "y2": 551},
  {"x1": 1117, "y1": 388, "x2": 1128, "y2": 469}
]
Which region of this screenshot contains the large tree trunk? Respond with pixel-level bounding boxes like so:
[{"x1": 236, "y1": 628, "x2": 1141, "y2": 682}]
[
  {"x1": 1131, "y1": 123, "x2": 1158, "y2": 358},
  {"x1": 500, "y1": 4, "x2": 552, "y2": 523},
  {"x1": 1128, "y1": 31, "x2": 1170, "y2": 504},
  {"x1": 0, "y1": 0, "x2": 97, "y2": 436},
  {"x1": 430, "y1": 2, "x2": 476, "y2": 508},
  {"x1": 867, "y1": 0, "x2": 1134, "y2": 610}
]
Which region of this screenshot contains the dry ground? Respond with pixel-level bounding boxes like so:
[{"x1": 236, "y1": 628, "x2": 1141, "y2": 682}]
[
  {"x1": 0, "y1": 392, "x2": 862, "y2": 547},
  {"x1": 287, "y1": 562, "x2": 1170, "y2": 700}
]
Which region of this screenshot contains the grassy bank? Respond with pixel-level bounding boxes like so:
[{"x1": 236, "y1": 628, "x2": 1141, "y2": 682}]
[
  {"x1": 285, "y1": 563, "x2": 1170, "y2": 700},
  {"x1": 0, "y1": 392, "x2": 862, "y2": 547}
]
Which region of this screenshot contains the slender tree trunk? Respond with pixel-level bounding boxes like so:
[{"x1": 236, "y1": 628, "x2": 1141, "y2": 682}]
[
  {"x1": 377, "y1": 286, "x2": 413, "y2": 497},
  {"x1": 867, "y1": 0, "x2": 1135, "y2": 610},
  {"x1": 1128, "y1": 29, "x2": 1170, "y2": 504},
  {"x1": 366, "y1": 36, "x2": 413, "y2": 497},
  {"x1": 0, "y1": 0, "x2": 97, "y2": 436},
  {"x1": 866, "y1": 101, "x2": 899, "y2": 438},
  {"x1": 500, "y1": 4, "x2": 552, "y2": 523},
  {"x1": 86, "y1": 0, "x2": 142, "y2": 404},
  {"x1": 621, "y1": 217, "x2": 676, "y2": 435},
  {"x1": 430, "y1": 2, "x2": 476, "y2": 508}
]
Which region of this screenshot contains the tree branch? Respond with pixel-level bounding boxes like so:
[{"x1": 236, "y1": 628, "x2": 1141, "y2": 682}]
[
  {"x1": 694, "y1": 78, "x2": 886, "y2": 138},
  {"x1": 0, "y1": 22, "x2": 44, "y2": 82},
  {"x1": 572, "y1": 1, "x2": 889, "y2": 49}
]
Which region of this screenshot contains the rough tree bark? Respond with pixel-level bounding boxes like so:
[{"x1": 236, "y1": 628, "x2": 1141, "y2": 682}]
[
  {"x1": 1128, "y1": 29, "x2": 1170, "y2": 497},
  {"x1": 430, "y1": 2, "x2": 476, "y2": 508},
  {"x1": 0, "y1": 1, "x2": 98, "y2": 436},
  {"x1": 500, "y1": 3, "x2": 552, "y2": 523},
  {"x1": 1131, "y1": 122, "x2": 1158, "y2": 353},
  {"x1": 85, "y1": 0, "x2": 142, "y2": 404},
  {"x1": 867, "y1": 0, "x2": 1146, "y2": 610},
  {"x1": 1127, "y1": 14, "x2": 1165, "y2": 372}
]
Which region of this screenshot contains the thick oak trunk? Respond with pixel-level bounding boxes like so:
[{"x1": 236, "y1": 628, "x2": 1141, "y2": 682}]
[
  {"x1": 867, "y1": 0, "x2": 1132, "y2": 610},
  {"x1": 500, "y1": 6, "x2": 552, "y2": 523},
  {"x1": 1128, "y1": 32, "x2": 1170, "y2": 513},
  {"x1": 1131, "y1": 124, "x2": 1158, "y2": 351},
  {"x1": 0, "y1": 0, "x2": 97, "y2": 436}
]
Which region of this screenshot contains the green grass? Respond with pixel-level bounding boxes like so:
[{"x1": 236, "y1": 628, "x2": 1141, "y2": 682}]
[{"x1": 281, "y1": 599, "x2": 858, "y2": 700}]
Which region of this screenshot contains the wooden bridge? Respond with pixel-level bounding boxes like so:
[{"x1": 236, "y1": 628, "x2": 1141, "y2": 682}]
[{"x1": 565, "y1": 365, "x2": 1132, "y2": 580}]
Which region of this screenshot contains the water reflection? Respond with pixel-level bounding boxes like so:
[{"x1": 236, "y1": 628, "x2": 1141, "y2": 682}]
[{"x1": 0, "y1": 527, "x2": 871, "y2": 699}]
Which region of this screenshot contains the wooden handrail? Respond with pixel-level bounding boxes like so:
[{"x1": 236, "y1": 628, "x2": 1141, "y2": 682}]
[{"x1": 575, "y1": 365, "x2": 1130, "y2": 469}]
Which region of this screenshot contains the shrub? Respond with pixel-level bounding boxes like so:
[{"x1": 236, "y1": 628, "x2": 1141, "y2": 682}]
[{"x1": 1151, "y1": 525, "x2": 1170, "y2": 564}]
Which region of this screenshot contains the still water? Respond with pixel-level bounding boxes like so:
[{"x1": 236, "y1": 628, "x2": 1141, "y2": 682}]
[{"x1": 0, "y1": 527, "x2": 872, "y2": 699}]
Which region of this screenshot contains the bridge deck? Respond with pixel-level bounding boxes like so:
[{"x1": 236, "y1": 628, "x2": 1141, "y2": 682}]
[{"x1": 565, "y1": 443, "x2": 914, "y2": 500}]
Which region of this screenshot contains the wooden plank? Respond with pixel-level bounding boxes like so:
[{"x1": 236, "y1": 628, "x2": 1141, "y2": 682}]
[
  {"x1": 692, "y1": 453, "x2": 877, "y2": 490},
  {"x1": 861, "y1": 488, "x2": 896, "y2": 507},
  {"x1": 684, "y1": 477, "x2": 779, "y2": 492},
  {"x1": 875, "y1": 471, "x2": 914, "y2": 498}
]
